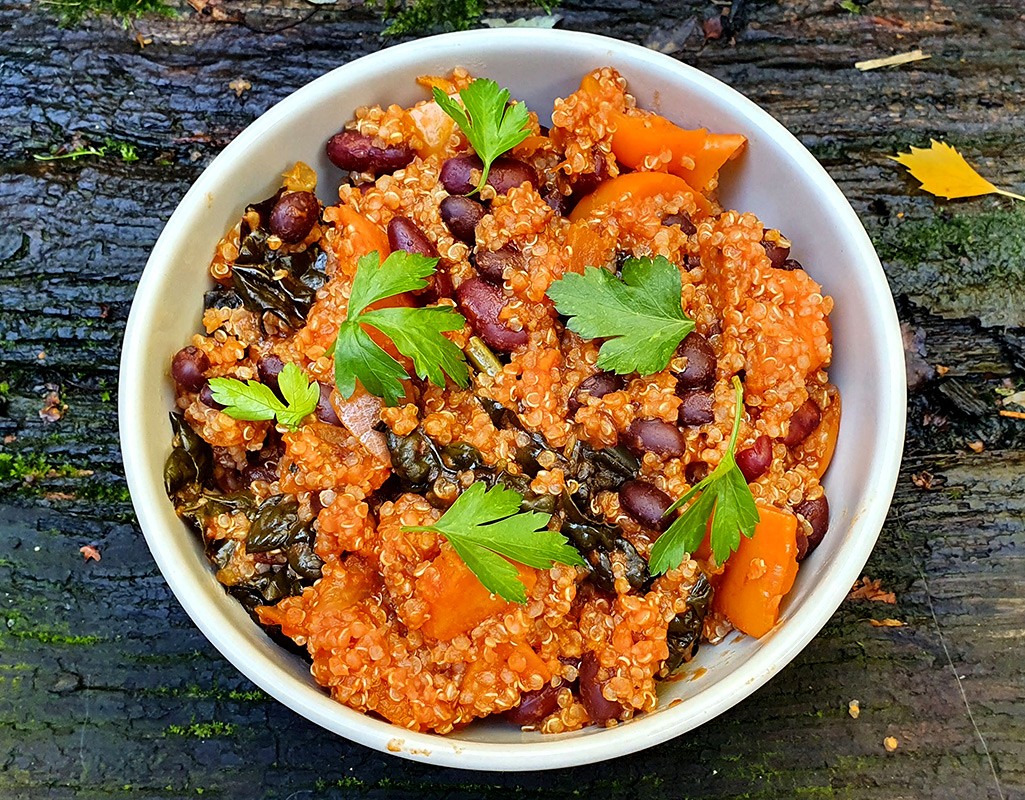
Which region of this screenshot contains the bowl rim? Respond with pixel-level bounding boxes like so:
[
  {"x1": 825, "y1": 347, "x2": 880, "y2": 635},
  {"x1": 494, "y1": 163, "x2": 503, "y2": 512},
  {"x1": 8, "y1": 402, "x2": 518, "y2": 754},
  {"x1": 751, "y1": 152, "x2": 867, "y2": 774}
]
[{"x1": 119, "y1": 27, "x2": 906, "y2": 771}]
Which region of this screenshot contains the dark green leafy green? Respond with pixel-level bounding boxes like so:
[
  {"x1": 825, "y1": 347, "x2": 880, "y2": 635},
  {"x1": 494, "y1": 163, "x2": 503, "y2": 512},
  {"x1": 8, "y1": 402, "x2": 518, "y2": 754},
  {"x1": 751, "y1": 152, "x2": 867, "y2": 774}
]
[
  {"x1": 546, "y1": 256, "x2": 696, "y2": 376},
  {"x1": 164, "y1": 413, "x2": 213, "y2": 498}
]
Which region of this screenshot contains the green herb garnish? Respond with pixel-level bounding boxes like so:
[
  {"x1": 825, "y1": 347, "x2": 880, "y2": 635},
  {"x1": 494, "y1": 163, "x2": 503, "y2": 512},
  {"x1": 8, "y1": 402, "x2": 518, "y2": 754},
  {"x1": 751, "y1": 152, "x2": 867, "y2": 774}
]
[
  {"x1": 333, "y1": 250, "x2": 470, "y2": 406},
  {"x1": 404, "y1": 482, "x2": 585, "y2": 603},
  {"x1": 432, "y1": 78, "x2": 533, "y2": 194},
  {"x1": 649, "y1": 376, "x2": 759, "y2": 572},
  {"x1": 209, "y1": 361, "x2": 319, "y2": 431},
  {"x1": 546, "y1": 255, "x2": 696, "y2": 376}
]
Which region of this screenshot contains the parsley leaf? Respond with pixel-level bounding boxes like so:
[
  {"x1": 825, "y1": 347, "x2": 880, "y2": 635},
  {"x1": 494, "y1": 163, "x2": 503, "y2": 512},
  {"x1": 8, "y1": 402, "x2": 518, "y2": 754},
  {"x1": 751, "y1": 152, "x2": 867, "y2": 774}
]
[
  {"x1": 546, "y1": 255, "x2": 696, "y2": 376},
  {"x1": 404, "y1": 482, "x2": 586, "y2": 603},
  {"x1": 432, "y1": 78, "x2": 532, "y2": 193},
  {"x1": 332, "y1": 249, "x2": 470, "y2": 406},
  {"x1": 649, "y1": 376, "x2": 760, "y2": 573},
  {"x1": 209, "y1": 362, "x2": 319, "y2": 431}
]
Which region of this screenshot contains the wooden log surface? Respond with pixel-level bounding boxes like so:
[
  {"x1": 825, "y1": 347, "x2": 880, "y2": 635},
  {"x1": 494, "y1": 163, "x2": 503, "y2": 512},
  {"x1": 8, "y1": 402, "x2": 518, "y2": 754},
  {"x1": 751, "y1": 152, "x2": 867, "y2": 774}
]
[{"x1": 1, "y1": 0, "x2": 1024, "y2": 797}]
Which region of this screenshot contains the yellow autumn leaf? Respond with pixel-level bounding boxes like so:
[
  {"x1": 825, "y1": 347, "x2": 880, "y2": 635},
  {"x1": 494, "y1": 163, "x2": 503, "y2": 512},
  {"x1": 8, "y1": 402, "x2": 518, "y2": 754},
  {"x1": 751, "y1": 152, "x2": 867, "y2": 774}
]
[{"x1": 889, "y1": 140, "x2": 1025, "y2": 202}]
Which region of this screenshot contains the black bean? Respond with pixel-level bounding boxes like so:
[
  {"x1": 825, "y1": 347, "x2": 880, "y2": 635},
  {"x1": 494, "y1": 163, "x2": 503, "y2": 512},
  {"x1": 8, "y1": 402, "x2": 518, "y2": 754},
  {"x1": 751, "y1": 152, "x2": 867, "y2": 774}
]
[
  {"x1": 505, "y1": 683, "x2": 561, "y2": 727},
  {"x1": 794, "y1": 495, "x2": 829, "y2": 561},
  {"x1": 623, "y1": 419, "x2": 688, "y2": 458},
  {"x1": 578, "y1": 651, "x2": 623, "y2": 725},
  {"x1": 735, "y1": 435, "x2": 772, "y2": 482},
  {"x1": 325, "y1": 130, "x2": 414, "y2": 175},
  {"x1": 257, "y1": 354, "x2": 285, "y2": 392},
  {"x1": 473, "y1": 245, "x2": 521, "y2": 286},
  {"x1": 619, "y1": 480, "x2": 673, "y2": 532},
  {"x1": 315, "y1": 382, "x2": 340, "y2": 426},
  {"x1": 664, "y1": 213, "x2": 697, "y2": 235},
  {"x1": 439, "y1": 195, "x2": 485, "y2": 244},
  {"x1": 761, "y1": 239, "x2": 791, "y2": 269},
  {"x1": 781, "y1": 399, "x2": 821, "y2": 447},
  {"x1": 677, "y1": 390, "x2": 714, "y2": 426},
  {"x1": 440, "y1": 154, "x2": 483, "y2": 195},
  {"x1": 455, "y1": 277, "x2": 528, "y2": 352},
  {"x1": 269, "y1": 191, "x2": 319, "y2": 243},
  {"x1": 685, "y1": 461, "x2": 709, "y2": 485},
  {"x1": 540, "y1": 184, "x2": 570, "y2": 216},
  {"x1": 568, "y1": 372, "x2": 624, "y2": 415},
  {"x1": 198, "y1": 382, "x2": 225, "y2": 410},
  {"x1": 242, "y1": 462, "x2": 278, "y2": 486},
  {"x1": 171, "y1": 346, "x2": 210, "y2": 392},
  {"x1": 486, "y1": 157, "x2": 538, "y2": 195},
  {"x1": 675, "y1": 332, "x2": 717, "y2": 391},
  {"x1": 387, "y1": 216, "x2": 437, "y2": 258}
]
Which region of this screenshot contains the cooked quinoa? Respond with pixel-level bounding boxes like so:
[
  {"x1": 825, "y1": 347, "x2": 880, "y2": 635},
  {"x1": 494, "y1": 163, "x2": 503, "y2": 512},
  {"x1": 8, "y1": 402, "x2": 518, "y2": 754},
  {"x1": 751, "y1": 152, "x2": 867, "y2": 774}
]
[{"x1": 164, "y1": 67, "x2": 838, "y2": 735}]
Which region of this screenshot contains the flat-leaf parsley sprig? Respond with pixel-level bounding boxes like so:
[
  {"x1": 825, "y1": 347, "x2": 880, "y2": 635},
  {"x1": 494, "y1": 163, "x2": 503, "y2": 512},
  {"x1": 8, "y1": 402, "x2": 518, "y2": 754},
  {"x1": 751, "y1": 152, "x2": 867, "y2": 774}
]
[
  {"x1": 209, "y1": 361, "x2": 319, "y2": 431},
  {"x1": 404, "y1": 482, "x2": 586, "y2": 603},
  {"x1": 649, "y1": 376, "x2": 760, "y2": 572},
  {"x1": 546, "y1": 255, "x2": 696, "y2": 376},
  {"x1": 333, "y1": 250, "x2": 470, "y2": 406},
  {"x1": 433, "y1": 78, "x2": 533, "y2": 194}
]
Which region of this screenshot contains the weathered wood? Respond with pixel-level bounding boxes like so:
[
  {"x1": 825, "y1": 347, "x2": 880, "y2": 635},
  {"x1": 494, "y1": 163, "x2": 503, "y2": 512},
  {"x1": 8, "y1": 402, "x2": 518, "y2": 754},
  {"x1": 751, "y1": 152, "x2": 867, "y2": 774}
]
[{"x1": 1, "y1": 1, "x2": 1023, "y2": 798}]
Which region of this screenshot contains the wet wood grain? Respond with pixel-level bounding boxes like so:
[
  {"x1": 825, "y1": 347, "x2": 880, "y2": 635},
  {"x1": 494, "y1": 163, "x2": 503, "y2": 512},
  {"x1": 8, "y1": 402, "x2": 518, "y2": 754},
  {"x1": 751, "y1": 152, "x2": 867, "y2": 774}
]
[{"x1": 1, "y1": 1, "x2": 1023, "y2": 798}]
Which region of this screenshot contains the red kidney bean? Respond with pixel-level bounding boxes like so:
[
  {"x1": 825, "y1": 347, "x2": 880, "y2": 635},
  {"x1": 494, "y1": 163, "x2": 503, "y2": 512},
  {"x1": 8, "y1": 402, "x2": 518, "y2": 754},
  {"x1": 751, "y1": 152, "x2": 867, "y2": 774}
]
[
  {"x1": 456, "y1": 277, "x2": 528, "y2": 352},
  {"x1": 568, "y1": 150, "x2": 609, "y2": 202},
  {"x1": 171, "y1": 346, "x2": 210, "y2": 392},
  {"x1": 315, "y1": 382, "x2": 341, "y2": 426},
  {"x1": 269, "y1": 191, "x2": 319, "y2": 243},
  {"x1": 619, "y1": 480, "x2": 674, "y2": 532},
  {"x1": 677, "y1": 390, "x2": 714, "y2": 426},
  {"x1": 440, "y1": 154, "x2": 483, "y2": 194},
  {"x1": 663, "y1": 212, "x2": 697, "y2": 235},
  {"x1": 735, "y1": 435, "x2": 772, "y2": 482},
  {"x1": 675, "y1": 332, "x2": 717, "y2": 391},
  {"x1": 439, "y1": 195, "x2": 485, "y2": 244},
  {"x1": 198, "y1": 382, "x2": 225, "y2": 410},
  {"x1": 486, "y1": 157, "x2": 538, "y2": 194},
  {"x1": 473, "y1": 245, "x2": 521, "y2": 286},
  {"x1": 578, "y1": 651, "x2": 623, "y2": 725},
  {"x1": 683, "y1": 254, "x2": 702, "y2": 271},
  {"x1": 568, "y1": 372, "x2": 623, "y2": 415},
  {"x1": 780, "y1": 258, "x2": 803, "y2": 271},
  {"x1": 781, "y1": 399, "x2": 822, "y2": 447},
  {"x1": 794, "y1": 495, "x2": 829, "y2": 561},
  {"x1": 761, "y1": 239, "x2": 791, "y2": 269},
  {"x1": 325, "y1": 130, "x2": 414, "y2": 174},
  {"x1": 623, "y1": 419, "x2": 688, "y2": 458},
  {"x1": 257, "y1": 354, "x2": 285, "y2": 392},
  {"x1": 505, "y1": 683, "x2": 562, "y2": 727},
  {"x1": 387, "y1": 216, "x2": 437, "y2": 257}
]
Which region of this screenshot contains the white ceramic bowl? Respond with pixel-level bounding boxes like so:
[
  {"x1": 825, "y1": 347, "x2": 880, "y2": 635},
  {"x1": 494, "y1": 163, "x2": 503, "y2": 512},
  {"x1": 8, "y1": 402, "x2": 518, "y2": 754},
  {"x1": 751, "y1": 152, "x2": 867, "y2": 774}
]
[{"x1": 119, "y1": 29, "x2": 905, "y2": 771}]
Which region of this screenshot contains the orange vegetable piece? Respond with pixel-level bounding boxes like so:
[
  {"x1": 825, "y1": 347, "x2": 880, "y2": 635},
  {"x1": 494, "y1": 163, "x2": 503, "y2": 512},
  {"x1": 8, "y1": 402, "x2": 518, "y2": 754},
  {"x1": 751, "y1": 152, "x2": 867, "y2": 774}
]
[
  {"x1": 565, "y1": 220, "x2": 617, "y2": 274},
  {"x1": 407, "y1": 100, "x2": 457, "y2": 159},
  {"x1": 418, "y1": 546, "x2": 538, "y2": 641},
  {"x1": 713, "y1": 504, "x2": 799, "y2": 638},
  {"x1": 569, "y1": 171, "x2": 712, "y2": 223},
  {"x1": 803, "y1": 389, "x2": 841, "y2": 479},
  {"x1": 329, "y1": 205, "x2": 391, "y2": 262},
  {"x1": 609, "y1": 109, "x2": 708, "y2": 175},
  {"x1": 675, "y1": 133, "x2": 747, "y2": 193},
  {"x1": 463, "y1": 642, "x2": 552, "y2": 687}
]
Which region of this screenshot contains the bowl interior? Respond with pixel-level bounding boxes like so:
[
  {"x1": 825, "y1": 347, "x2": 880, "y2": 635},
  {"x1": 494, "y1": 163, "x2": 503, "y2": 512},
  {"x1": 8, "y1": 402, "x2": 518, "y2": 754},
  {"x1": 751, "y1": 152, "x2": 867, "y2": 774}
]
[{"x1": 120, "y1": 29, "x2": 905, "y2": 770}]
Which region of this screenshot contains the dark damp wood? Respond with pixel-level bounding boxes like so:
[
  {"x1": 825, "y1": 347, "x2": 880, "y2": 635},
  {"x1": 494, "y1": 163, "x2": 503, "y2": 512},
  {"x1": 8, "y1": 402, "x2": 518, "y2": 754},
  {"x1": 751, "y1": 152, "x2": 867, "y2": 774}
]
[{"x1": 1, "y1": 1, "x2": 1023, "y2": 798}]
